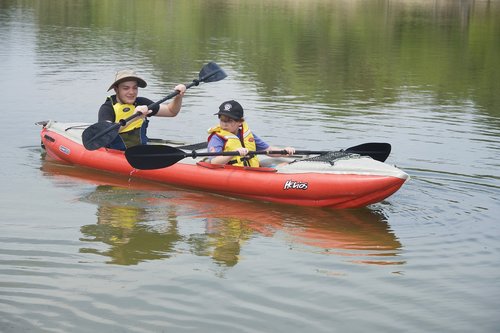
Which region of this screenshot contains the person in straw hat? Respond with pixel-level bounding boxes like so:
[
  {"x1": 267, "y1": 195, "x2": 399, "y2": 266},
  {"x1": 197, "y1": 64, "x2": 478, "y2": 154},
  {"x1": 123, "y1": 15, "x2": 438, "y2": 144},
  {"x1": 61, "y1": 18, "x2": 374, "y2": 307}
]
[{"x1": 98, "y1": 69, "x2": 186, "y2": 150}]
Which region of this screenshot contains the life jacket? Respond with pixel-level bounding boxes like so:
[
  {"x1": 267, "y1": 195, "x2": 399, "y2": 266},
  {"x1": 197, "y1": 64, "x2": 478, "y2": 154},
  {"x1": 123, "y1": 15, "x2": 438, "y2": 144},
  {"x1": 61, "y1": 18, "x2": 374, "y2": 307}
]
[
  {"x1": 207, "y1": 121, "x2": 259, "y2": 167},
  {"x1": 108, "y1": 97, "x2": 149, "y2": 150}
]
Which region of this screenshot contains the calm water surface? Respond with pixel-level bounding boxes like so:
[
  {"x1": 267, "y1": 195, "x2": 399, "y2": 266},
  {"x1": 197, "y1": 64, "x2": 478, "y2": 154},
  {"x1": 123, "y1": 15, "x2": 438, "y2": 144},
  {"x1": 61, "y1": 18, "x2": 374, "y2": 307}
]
[{"x1": 1, "y1": 0, "x2": 500, "y2": 332}]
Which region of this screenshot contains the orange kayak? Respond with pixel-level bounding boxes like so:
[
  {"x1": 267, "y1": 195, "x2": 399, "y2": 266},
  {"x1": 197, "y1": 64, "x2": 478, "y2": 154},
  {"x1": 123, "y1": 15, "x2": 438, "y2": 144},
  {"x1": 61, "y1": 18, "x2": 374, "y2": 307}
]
[{"x1": 39, "y1": 120, "x2": 409, "y2": 209}]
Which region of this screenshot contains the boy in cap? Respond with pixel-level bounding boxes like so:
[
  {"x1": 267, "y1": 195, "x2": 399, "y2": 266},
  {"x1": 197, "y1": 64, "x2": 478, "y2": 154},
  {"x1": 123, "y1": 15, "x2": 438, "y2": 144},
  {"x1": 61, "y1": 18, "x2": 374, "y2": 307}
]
[
  {"x1": 207, "y1": 100, "x2": 295, "y2": 166},
  {"x1": 98, "y1": 69, "x2": 187, "y2": 150}
]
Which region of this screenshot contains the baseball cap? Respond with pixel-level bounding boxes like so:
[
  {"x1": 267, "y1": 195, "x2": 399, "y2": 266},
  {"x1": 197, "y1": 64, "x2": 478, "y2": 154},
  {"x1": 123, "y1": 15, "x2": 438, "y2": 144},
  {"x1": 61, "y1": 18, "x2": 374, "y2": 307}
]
[{"x1": 214, "y1": 100, "x2": 244, "y2": 120}]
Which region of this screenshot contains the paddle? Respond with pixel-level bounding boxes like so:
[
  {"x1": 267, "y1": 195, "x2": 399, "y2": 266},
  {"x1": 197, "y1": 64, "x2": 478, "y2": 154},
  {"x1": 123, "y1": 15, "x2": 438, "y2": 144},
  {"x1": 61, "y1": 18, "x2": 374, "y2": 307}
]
[
  {"x1": 82, "y1": 62, "x2": 227, "y2": 151},
  {"x1": 125, "y1": 142, "x2": 391, "y2": 170}
]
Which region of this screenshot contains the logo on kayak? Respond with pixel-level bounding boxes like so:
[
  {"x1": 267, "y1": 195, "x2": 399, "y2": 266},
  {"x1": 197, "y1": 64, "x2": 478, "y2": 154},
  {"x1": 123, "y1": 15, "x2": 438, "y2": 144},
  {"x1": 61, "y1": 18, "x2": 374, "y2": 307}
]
[
  {"x1": 59, "y1": 145, "x2": 70, "y2": 155},
  {"x1": 283, "y1": 180, "x2": 308, "y2": 190}
]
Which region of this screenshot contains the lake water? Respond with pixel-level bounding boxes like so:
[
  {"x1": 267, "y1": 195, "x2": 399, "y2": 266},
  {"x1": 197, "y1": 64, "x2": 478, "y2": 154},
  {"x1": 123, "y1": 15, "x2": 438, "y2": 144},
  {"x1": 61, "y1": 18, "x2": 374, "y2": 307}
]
[{"x1": 1, "y1": 0, "x2": 500, "y2": 332}]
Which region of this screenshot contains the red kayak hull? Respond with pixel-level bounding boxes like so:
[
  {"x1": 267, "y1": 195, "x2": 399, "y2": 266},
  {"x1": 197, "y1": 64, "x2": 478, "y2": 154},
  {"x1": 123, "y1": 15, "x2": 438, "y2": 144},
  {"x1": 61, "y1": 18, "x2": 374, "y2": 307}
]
[{"x1": 40, "y1": 123, "x2": 408, "y2": 209}]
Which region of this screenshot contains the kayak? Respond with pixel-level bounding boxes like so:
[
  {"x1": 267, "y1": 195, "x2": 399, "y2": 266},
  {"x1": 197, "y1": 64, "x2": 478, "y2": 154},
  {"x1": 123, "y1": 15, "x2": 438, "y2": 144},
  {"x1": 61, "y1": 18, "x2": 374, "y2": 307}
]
[{"x1": 39, "y1": 120, "x2": 409, "y2": 209}]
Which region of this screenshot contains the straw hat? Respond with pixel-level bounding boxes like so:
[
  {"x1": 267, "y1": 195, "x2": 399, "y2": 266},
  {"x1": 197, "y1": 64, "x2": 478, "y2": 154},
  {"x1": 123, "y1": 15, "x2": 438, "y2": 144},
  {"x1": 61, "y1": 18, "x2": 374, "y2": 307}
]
[{"x1": 107, "y1": 69, "x2": 147, "y2": 91}]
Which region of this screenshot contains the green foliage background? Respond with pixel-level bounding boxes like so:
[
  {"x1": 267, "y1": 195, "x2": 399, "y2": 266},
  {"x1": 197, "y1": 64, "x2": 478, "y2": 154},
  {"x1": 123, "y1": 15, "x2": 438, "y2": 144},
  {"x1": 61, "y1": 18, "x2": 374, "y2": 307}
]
[{"x1": 3, "y1": 0, "x2": 498, "y2": 115}]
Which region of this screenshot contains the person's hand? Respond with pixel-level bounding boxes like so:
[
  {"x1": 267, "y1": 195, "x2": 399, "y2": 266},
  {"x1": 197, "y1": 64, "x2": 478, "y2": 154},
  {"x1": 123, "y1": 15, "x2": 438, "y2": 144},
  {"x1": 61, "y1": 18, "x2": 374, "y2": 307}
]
[
  {"x1": 135, "y1": 105, "x2": 151, "y2": 117},
  {"x1": 283, "y1": 147, "x2": 295, "y2": 155},
  {"x1": 236, "y1": 147, "x2": 249, "y2": 156},
  {"x1": 175, "y1": 84, "x2": 186, "y2": 96}
]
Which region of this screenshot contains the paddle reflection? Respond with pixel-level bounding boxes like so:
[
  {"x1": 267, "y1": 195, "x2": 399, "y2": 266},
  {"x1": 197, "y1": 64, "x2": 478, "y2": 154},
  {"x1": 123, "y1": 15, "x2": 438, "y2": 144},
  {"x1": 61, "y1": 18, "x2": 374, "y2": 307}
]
[{"x1": 40, "y1": 158, "x2": 404, "y2": 267}]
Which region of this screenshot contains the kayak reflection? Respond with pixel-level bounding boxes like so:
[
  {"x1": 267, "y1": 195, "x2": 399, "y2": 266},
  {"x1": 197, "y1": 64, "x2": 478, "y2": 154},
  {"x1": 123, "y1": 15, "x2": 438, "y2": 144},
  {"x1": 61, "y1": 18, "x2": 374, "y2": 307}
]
[
  {"x1": 40, "y1": 158, "x2": 404, "y2": 267},
  {"x1": 182, "y1": 194, "x2": 404, "y2": 266}
]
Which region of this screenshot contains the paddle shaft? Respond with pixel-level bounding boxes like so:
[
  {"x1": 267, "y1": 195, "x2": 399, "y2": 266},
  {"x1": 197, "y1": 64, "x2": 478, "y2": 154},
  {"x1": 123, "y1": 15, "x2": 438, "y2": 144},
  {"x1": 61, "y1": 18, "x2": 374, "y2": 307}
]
[
  {"x1": 176, "y1": 150, "x2": 340, "y2": 158},
  {"x1": 156, "y1": 149, "x2": 291, "y2": 159},
  {"x1": 129, "y1": 149, "x2": 338, "y2": 159},
  {"x1": 129, "y1": 65, "x2": 225, "y2": 123},
  {"x1": 142, "y1": 148, "x2": 387, "y2": 159}
]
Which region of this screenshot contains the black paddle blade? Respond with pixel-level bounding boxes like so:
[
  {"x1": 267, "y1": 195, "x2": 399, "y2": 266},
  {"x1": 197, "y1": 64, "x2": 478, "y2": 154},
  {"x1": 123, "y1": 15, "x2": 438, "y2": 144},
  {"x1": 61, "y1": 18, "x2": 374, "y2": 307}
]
[
  {"x1": 125, "y1": 145, "x2": 188, "y2": 170},
  {"x1": 345, "y1": 143, "x2": 391, "y2": 162},
  {"x1": 199, "y1": 62, "x2": 227, "y2": 83},
  {"x1": 82, "y1": 122, "x2": 120, "y2": 151}
]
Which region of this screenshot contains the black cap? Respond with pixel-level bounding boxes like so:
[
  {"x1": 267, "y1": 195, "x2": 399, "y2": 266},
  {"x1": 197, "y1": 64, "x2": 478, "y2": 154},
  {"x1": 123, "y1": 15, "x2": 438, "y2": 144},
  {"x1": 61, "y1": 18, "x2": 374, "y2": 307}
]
[{"x1": 214, "y1": 100, "x2": 244, "y2": 120}]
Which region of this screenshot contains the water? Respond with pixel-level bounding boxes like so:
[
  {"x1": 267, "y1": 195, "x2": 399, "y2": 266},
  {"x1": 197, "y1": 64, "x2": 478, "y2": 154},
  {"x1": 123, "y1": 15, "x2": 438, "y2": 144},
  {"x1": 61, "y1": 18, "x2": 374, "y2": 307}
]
[{"x1": 1, "y1": 0, "x2": 500, "y2": 332}]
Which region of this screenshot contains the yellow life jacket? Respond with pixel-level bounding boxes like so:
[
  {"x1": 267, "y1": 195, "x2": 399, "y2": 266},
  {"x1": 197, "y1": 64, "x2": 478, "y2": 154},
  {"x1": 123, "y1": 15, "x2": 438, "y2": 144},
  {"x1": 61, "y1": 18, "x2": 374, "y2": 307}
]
[
  {"x1": 207, "y1": 121, "x2": 260, "y2": 167},
  {"x1": 109, "y1": 97, "x2": 144, "y2": 133}
]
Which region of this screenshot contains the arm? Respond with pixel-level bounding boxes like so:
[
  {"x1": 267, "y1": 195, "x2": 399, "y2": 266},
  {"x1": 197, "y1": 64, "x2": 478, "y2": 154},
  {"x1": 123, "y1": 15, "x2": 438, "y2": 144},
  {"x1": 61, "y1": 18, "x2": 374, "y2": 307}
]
[
  {"x1": 156, "y1": 84, "x2": 187, "y2": 117},
  {"x1": 210, "y1": 148, "x2": 248, "y2": 165},
  {"x1": 134, "y1": 84, "x2": 186, "y2": 117},
  {"x1": 266, "y1": 146, "x2": 295, "y2": 156},
  {"x1": 254, "y1": 133, "x2": 295, "y2": 156},
  {"x1": 98, "y1": 102, "x2": 115, "y2": 122},
  {"x1": 207, "y1": 135, "x2": 248, "y2": 165}
]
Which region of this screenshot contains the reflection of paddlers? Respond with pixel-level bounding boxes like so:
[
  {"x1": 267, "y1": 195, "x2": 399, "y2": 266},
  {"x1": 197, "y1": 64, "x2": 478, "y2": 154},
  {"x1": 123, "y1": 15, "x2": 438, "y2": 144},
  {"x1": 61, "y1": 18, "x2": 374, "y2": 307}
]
[{"x1": 79, "y1": 185, "x2": 183, "y2": 266}]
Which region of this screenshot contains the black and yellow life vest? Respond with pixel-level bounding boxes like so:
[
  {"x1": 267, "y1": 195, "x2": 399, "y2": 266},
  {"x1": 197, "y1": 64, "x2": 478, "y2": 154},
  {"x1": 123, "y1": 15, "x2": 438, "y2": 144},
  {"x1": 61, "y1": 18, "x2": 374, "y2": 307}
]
[
  {"x1": 108, "y1": 97, "x2": 148, "y2": 149},
  {"x1": 110, "y1": 97, "x2": 145, "y2": 133}
]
